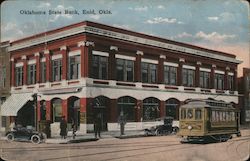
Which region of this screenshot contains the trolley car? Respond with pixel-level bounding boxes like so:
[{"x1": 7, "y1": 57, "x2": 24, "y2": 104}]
[{"x1": 178, "y1": 99, "x2": 241, "y2": 143}]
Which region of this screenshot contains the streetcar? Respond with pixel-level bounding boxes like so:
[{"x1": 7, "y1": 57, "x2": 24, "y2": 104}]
[{"x1": 178, "y1": 99, "x2": 241, "y2": 143}]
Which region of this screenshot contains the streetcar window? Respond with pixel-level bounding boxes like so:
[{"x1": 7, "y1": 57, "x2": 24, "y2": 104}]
[
  {"x1": 187, "y1": 109, "x2": 193, "y2": 119},
  {"x1": 212, "y1": 111, "x2": 216, "y2": 122},
  {"x1": 231, "y1": 112, "x2": 235, "y2": 121},
  {"x1": 219, "y1": 112, "x2": 223, "y2": 121},
  {"x1": 181, "y1": 109, "x2": 186, "y2": 119},
  {"x1": 222, "y1": 112, "x2": 226, "y2": 121},
  {"x1": 226, "y1": 112, "x2": 230, "y2": 121},
  {"x1": 216, "y1": 111, "x2": 220, "y2": 121},
  {"x1": 195, "y1": 109, "x2": 202, "y2": 120}
]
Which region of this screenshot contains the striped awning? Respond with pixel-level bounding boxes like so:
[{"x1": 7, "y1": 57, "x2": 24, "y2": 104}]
[{"x1": 1, "y1": 93, "x2": 33, "y2": 116}]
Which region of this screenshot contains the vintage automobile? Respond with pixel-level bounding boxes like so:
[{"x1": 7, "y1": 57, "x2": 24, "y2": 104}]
[
  {"x1": 6, "y1": 126, "x2": 46, "y2": 144},
  {"x1": 144, "y1": 117, "x2": 179, "y2": 136}
]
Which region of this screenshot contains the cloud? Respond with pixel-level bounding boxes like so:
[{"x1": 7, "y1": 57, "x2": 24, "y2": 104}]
[
  {"x1": 89, "y1": 15, "x2": 100, "y2": 20},
  {"x1": 37, "y1": 2, "x2": 51, "y2": 8},
  {"x1": 208, "y1": 16, "x2": 219, "y2": 21},
  {"x1": 195, "y1": 31, "x2": 236, "y2": 42},
  {"x1": 1, "y1": 22, "x2": 24, "y2": 41},
  {"x1": 113, "y1": 24, "x2": 131, "y2": 30},
  {"x1": 145, "y1": 17, "x2": 183, "y2": 24},
  {"x1": 49, "y1": 5, "x2": 74, "y2": 22},
  {"x1": 157, "y1": 5, "x2": 165, "y2": 9},
  {"x1": 174, "y1": 32, "x2": 193, "y2": 38},
  {"x1": 129, "y1": 6, "x2": 148, "y2": 11}
]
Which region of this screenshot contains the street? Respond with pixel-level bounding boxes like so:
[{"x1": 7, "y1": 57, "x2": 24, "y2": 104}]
[{"x1": 0, "y1": 129, "x2": 249, "y2": 161}]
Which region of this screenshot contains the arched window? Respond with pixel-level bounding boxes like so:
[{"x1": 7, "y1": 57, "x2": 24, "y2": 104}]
[
  {"x1": 68, "y1": 97, "x2": 80, "y2": 128},
  {"x1": 118, "y1": 96, "x2": 136, "y2": 122},
  {"x1": 52, "y1": 98, "x2": 62, "y2": 122},
  {"x1": 143, "y1": 97, "x2": 159, "y2": 121},
  {"x1": 165, "y1": 98, "x2": 180, "y2": 120}
]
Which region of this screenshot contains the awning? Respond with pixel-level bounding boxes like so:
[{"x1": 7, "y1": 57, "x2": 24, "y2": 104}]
[{"x1": 1, "y1": 93, "x2": 33, "y2": 116}]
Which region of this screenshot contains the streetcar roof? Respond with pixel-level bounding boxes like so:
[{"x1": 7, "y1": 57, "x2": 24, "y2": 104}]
[{"x1": 180, "y1": 99, "x2": 234, "y2": 109}]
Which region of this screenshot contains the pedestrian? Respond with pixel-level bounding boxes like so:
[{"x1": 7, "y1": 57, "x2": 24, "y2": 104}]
[
  {"x1": 60, "y1": 116, "x2": 67, "y2": 139},
  {"x1": 118, "y1": 111, "x2": 126, "y2": 136},
  {"x1": 94, "y1": 113, "x2": 102, "y2": 139},
  {"x1": 72, "y1": 119, "x2": 77, "y2": 139}
]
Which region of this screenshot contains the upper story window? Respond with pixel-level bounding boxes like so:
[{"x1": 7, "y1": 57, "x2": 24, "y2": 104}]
[
  {"x1": 164, "y1": 66, "x2": 177, "y2": 85},
  {"x1": 116, "y1": 58, "x2": 134, "y2": 82},
  {"x1": 214, "y1": 73, "x2": 224, "y2": 90},
  {"x1": 228, "y1": 75, "x2": 234, "y2": 91},
  {"x1": 182, "y1": 68, "x2": 195, "y2": 87},
  {"x1": 92, "y1": 55, "x2": 108, "y2": 80},
  {"x1": 68, "y1": 55, "x2": 80, "y2": 80},
  {"x1": 52, "y1": 59, "x2": 62, "y2": 82},
  {"x1": 200, "y1": 71, "x2": 210, "y2": 88},
  {"x1": 40, "y1": 62, "x2": 46, "y2": 83},
  {"x1": 15, "y1": 66, "x2": 23, "y2": 86},
  {"x1": 141, "y1": 62, "x2": 157, "y2": 83},
  {"x1": 0, "y1": 66, "x2": 6, "y2": 88},
  {"x1": 27, "y1": 64, "x2": 36, "y2": 85}
]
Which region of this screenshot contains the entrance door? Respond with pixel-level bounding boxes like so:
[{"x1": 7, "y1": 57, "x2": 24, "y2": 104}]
[{"x1": 93, "y1": 96, "x2": 108, "y2": 131}]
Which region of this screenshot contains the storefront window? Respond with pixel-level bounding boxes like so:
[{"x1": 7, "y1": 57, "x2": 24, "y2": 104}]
[
  {"x1": 52, "y1": 99, "x2": 62, "y2": 122},
  {"x1": 166, "y1": 98, "x2": 179, "y2": 120},
  {"x1": 118, "y1": 96, "x2": 136, "y2": 121},
  {"x1": 143, "y1": 97, "x2": 159, "y2": 121}
]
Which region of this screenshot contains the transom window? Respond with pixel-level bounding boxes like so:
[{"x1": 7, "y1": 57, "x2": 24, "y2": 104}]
[
  {"x1": 141, "y1": 62, "x2": 157, "y2": 83},
  {"x1": 164, "y1": 66, "x2": 177, "y2": 85},
  {"x1": 116, "y1": 59, "x2": 134, "y2": 82},
  {"x1": 92, "y1": 55, "x2": 108, "y2": 80}
]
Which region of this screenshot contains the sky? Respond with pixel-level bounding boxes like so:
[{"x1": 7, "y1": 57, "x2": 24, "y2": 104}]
[{"x1": 1, "y1": 0, "x2": 249, "y2": 76}]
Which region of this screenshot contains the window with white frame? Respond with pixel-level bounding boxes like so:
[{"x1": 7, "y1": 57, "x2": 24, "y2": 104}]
[
  {"x1": 15, "y1": 66, "x2": 23, "y2": 86},
  {"x1": 52, "y1": 59, "x2": 62, "y2": 82},
  {"x1": 116, "y1": 58, "x2": 134, "y2": 82},
  {"x1": 164, "y1": 66, "x2": 177, "y2": 85},
  {"x1": 200, "y1": 71, "x2": 210, "y2": 88},
  {"x1": 214, "y1": 73, "x2": 224, "y2": 90},
  {"x1": 92, "y1": 55, "x2": 108, "y2": 79},
  {"x1": 141, "y1": 62, "x2": 157, "y2": 83},
  {"x1": 27, "y1": 64, "x2": 36, "y2": 85},
  {"x1": 182, "y1": 68, "x2": 195, "y2": 87},
  {"x1": 68, "y1": 55, "x2": 81, "y2": 80}
]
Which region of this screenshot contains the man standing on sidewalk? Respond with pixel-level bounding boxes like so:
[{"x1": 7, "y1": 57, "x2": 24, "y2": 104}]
[
  {"x1": 118, "y1": 111, "x2": 126, "y2": 136},
  {"x1": 60, "y1": 116, "x2": 67, "y2": 139},
  {"x1": 94, "y1": 113, "x2": 102, "y2": 139}
]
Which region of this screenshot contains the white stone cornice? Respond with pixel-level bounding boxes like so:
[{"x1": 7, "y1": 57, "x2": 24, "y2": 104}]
[
  {"x1": 77, "y1": 41, "x2": 85, "y2": 47},
  {"x1": 110, "y1": 46, "x2": 118, "y2": 51},
  {"x1": 21, "y1": 55, "x2": 27, "y2": 60},
  {"x1": 44, "y1": 49, "x2": 50, "y2": 54},
  {"x1": 160, "y1": 55, "x2": 166, "y2": 59},
  {"x1": 85, "y1": 41, "x2": 95, "y2": 47},
  {"x1": 179, "y1": 58, "x2": 185, "y2": 62},
  {"x1": 197, "y1": 61, "x2": 202, "y2": 65},
  {"x1": 212, "y1": 64, "x2": 216, "y2": 68},
  {"x1": 136, "y1": 51, "x2": 143, "y2": 55},
  {"x1": 60, "y1": 46, "x2": 67, "y2": 50},
  {"x1": 34, "y1": 52, "x2": 40, "y2": 57}
]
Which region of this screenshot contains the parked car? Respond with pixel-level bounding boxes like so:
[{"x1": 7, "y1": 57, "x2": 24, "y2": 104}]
[
  {"x1": 6, "y1": 126, "x2": 46, "y2": 144},
  {"x1": 144, "y1": 117, "x2": 179, "y2": 136}
]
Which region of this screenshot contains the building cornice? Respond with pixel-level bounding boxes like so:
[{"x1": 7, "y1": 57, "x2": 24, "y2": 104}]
[{"x1": 8, "y1": 25, "x2": 242, "y2": 64}]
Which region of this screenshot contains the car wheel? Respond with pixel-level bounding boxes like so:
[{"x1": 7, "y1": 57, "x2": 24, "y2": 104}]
[
  {"x1": 6, "y1": 133, "x2": 14, "y2": 142},
  {"x1": 155, "y1": 129, "x2": 162, "y2": 136},
  {"x1": 31, "y1": 135, "x2": 41, "y2": 144}
]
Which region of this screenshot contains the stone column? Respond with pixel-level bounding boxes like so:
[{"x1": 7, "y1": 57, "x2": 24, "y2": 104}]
[
  {"x1": 10, "y1": 58, "x2": 15, "y2": 87},
  {"x1": 22, "y1": 55, "x2": 27, "y2": 85},
  {"x1": 195, "y1": 61, "x2": 201, "y2": 87},
  {"x1": 158, "y1": 55, "x2": 166, "y2": 84},
  {"x1": 44, "y1": 50, "x2": 51, "y2": 82},
  {"x1": 35, "y1": 52, "x2": 40, "y2": 84},
  {"x1": 135, "y1": 51, "x2": 143, "y2": 82},
  {"x1": 109, "y1": 46, "x2": 118, "y2": 80},
  {"x1": 109, "y1": 99, "x2": 117, "y2": 122},
  {"x1": 160, "y1": 100, "x2": 165, "y2": 118},
  {"x1": 61, "y1": 46, "x2": 68, "y2": 80},
  {"x1": 177, "y1": 58, "x2": 185, "y2": 86}
]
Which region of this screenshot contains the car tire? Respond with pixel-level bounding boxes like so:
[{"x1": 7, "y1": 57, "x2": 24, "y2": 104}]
[
  {"x1": 6, "y1": 133, "x2": 14, "y2": 142},
  {"x1": 31, "y1": 135, "x2": 41, "y2": 144},
  {"x1": 155, "y1": 129, "x2": 162, "y2": 136}
]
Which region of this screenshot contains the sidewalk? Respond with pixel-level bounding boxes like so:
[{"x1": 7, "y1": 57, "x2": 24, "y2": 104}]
[{"x1": 46, "y1": 130, "x2": 146, "y2": 144}]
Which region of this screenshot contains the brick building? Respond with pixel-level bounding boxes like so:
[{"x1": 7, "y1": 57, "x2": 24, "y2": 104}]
[
  {"x1": 0, "y1": 41, "x2": 10, "y2": 132},
  {"x1": 1, "y1": 21, "x2": 241, "y2": 136}
]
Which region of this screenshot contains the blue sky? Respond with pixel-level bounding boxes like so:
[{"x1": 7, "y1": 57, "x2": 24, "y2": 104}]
[{"x1": 1, "y1": 0, "x2": 249, "y2": 75}]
